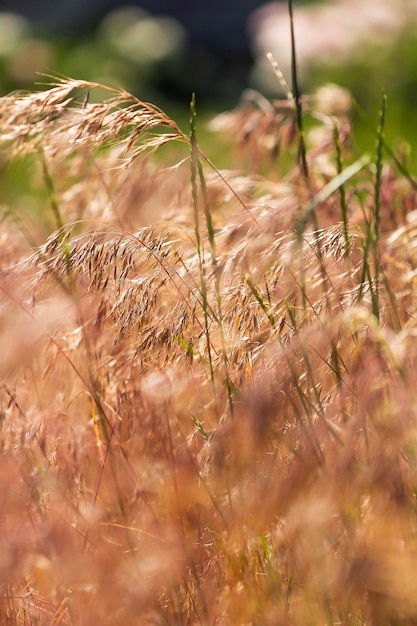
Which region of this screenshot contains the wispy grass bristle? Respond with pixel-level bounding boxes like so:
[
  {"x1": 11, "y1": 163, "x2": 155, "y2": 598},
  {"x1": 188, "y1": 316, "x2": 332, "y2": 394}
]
[{"x1": 0, "y1": 78, "x2": 185, "y2": 163}]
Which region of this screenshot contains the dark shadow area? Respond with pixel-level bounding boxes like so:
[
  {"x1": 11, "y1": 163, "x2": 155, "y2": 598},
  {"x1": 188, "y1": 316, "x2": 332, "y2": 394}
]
[{"x1": 0, "y1": 0, "x2": 277, "y2": 101}]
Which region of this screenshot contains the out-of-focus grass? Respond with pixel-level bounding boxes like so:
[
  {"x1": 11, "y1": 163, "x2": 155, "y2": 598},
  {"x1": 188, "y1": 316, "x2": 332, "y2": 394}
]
[
  {"x1": 2, "y1": 71, "x2": 417, "y2": 625},
  {"x1": 2, "y1": 4, "x2": 417, "y2": 622}
]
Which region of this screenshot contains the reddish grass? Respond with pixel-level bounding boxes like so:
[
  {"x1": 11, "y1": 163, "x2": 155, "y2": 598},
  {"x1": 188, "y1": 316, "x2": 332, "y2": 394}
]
[{"x1": 1, "y1": 78, "x2": 417, "y2": 625}]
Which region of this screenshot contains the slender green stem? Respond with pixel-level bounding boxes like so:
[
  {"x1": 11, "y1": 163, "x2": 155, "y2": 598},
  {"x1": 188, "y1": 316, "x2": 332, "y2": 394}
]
[
  {"x1": 288, "y1": 0, "x2": 309, "y2": 180},
  {"x1": 190, "y1": 94, "x2": 215, "y2": 387},
  {"x1": 333, "y1": 121, "x2": 350, "y2": 257}
]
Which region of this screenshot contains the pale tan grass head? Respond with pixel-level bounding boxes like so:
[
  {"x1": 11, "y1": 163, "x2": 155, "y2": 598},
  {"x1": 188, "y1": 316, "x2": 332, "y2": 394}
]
[{"x1": 0, "y1": 78, "x2": 184, "y2": 159}]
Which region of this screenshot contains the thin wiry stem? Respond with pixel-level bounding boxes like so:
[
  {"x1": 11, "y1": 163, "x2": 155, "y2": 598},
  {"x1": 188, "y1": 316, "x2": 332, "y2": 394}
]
[{"x1": 288, "y1": 0, "x2": 309, "y2": 180}]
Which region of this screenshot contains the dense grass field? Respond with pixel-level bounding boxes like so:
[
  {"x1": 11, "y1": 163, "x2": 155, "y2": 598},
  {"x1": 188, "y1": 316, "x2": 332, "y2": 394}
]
[{"x1": 2, "y1": 31, "x2": 417, "y2": 625}]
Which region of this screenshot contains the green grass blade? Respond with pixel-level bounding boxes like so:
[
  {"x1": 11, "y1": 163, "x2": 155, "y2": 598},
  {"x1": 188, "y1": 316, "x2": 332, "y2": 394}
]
[{"x1": 295, "y1": 154, "x2": 370, "y2": 241}]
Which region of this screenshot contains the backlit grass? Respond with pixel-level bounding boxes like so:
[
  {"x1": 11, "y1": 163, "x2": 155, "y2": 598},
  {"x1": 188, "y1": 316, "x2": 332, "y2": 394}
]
[{"x1": 1, "y1": 55, "x2": 417, "y2": 626}]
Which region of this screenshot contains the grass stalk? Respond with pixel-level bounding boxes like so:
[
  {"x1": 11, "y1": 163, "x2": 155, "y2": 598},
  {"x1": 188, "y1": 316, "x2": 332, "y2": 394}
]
[
  {"x1": 190, "y1": 94, "x2": 216, "y2": 390},
  {"x1": 333, "y1": 121, "x2": 350, "y2": 257},
  {"x1": 357, "y1": 91, "x2": 386, "y2": 319},
  {"x1": 371, "y1": 88, "x2": 387, "y2": 320},
  {"x1": 288, "y1": 0, "x2": 309, "y2": 180},
  {"x1": 191, "y1": 94, "x2": 236, "y2": 416}
]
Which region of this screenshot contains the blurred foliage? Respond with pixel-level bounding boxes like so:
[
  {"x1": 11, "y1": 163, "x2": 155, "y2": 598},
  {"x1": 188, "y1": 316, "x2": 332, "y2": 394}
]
[
  {"x1": 304, "y1": 26, "x2": 417, "y2": 171},
  {"x1": 0, "y1": 9, "x2": 182, "y2": 98}
]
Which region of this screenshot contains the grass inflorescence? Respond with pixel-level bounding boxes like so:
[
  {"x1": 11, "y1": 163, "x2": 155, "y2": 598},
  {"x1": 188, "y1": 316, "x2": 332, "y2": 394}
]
[{"x1": 1, "y1": 59, "x2": 417, "y2": 626}]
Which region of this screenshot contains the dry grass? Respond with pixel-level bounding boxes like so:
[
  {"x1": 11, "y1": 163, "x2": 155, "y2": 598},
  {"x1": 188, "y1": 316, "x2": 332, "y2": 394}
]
[{"x1": 1, "y1": 75, "x2": 417, "y2": 626}]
